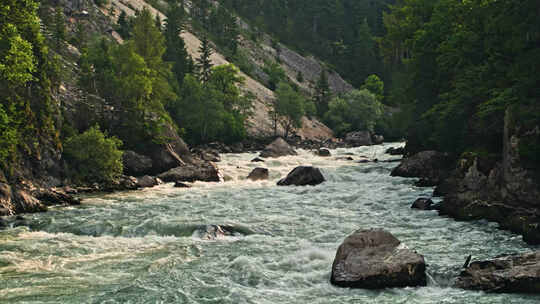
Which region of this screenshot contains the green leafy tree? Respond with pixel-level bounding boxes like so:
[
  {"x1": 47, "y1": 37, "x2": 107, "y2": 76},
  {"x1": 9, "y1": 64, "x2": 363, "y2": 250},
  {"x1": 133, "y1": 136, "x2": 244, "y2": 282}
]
[
  {"x1": 63, "y1": 125, "x2": 123, "y2": 183},
  {"x1": 361, "y1": 74, "x2": 384, "y2": 102},
  {"x1": 274, "y1": 82, "x2": 305, "y2": 138},
  {"x1": 324, "y1": 89, "x2": 383, "y2": 136},
  {"x1": 263, "y1": 60, "x2": 286, "y2": 91}
]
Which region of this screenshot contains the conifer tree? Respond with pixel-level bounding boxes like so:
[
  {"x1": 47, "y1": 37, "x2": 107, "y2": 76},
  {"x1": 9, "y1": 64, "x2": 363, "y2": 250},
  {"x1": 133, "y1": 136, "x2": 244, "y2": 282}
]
[
  {"x1": 164, "y1": 2, "x2": 192, "y2": 87},
  {"x1": 196, "y1": 35, "x2": 213, "y2": 84},
  {"x1": 53, "y1": 6, "x2": 66, "y2": 50},
  {"x1": 313, "y1": 69, "x2": 331, "y2": 117}
]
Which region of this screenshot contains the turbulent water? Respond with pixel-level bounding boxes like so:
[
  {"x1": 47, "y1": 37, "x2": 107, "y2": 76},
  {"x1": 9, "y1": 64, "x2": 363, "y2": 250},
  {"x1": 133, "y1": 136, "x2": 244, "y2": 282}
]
[{"x1": 1, "y1": 144, "x2": 539, "y2": 303}]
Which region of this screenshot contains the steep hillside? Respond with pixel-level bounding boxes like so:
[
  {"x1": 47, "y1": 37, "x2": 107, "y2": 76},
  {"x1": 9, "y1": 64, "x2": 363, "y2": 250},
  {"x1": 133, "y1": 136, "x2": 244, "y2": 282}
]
[{"x1": 102, "y1": 0, "x2": 341, "y2": 140}]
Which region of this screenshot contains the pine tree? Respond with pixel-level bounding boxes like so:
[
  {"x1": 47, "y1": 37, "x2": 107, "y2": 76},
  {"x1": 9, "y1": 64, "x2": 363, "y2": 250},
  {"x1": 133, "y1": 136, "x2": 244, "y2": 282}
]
[
  {"x1": 313, "y1": 69, "x2": 331, "y2": 117},
  {"x1": 196, "y1": 35, "x2": 213, "y2": 84},
  {"x1": 53, "y1": 6, "x2": 66, "y2": 50},
  {"x1": 164, "y1": 2, "x2": 191, "y2": 87}
]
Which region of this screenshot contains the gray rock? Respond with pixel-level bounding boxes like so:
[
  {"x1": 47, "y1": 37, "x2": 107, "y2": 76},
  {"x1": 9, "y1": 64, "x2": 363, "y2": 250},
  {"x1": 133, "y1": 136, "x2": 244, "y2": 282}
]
[
  {"x1": 373, "y1": 134, "x2": 384, "y2": 145},
  {"x1": 345, "y1": 131, "x2": 372, "y2": 147},
  {"x1": 386, "y1": 147, "x2": 405, "y2": 156},
  {"x1": 123, "y1": 150, "x2": 153, "y2": 176},
  {"x1": 411, "y1": 198, "x2": 434, "y2": 210},
  {"x1": 251, "y1": 157, "x2": 265, "y2": 163},
  {"x1": 391, "y1": 151, "x2": 452, "y2": 185},
  {"x1": 33, "y1": 189, "x2": 80, "y2": 206},
  {"x1": 149, "y1": 123, "x2": 193, "y2": 174},
  {"x1": 331, "y1": 228, "x2": 427, "y2": 289},
  {"x1": 456, "y1": 251, "x2": 540, "y2": 293},
  {"x1": 136, "y1": 175, "x2": 160, "y2": 188},
  {"x1": 260, "y1": 137, "x2": 297, "y2": 158},
  {"x1": 158, "y1": 163, "x2": 221, "y2": 183},
  {"x1": 277, "y1": 166, "x2": 325, "y2": 186},
  {"x1": 317, "y1": 148, "x2": 331, "y2": 157},
  {"x1": 247, "y1": 168, "x2": 269, "y2": 181}
]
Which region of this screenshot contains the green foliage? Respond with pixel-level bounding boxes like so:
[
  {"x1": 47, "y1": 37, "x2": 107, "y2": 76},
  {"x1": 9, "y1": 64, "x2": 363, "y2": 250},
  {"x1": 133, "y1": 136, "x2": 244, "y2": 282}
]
[
  {"x1": 94, "y1": 0, "x2": 109, "y2": 7},
  {"x1": 380, "y1": 0, "x2": 540, "y2": 156},
  {"x1": 196, "y1": 35, "x2": 214, "y2": 83},
  {"x1": 313, "y1": 69, "x2": 331, "y2": 117},
  {"x1": 116, "y1": 11, "x2": 133, "y2": 39},
  {"x1": 164, "y1": 2, "x2": 192, "y2": 88},
  {"x1": 53, "y1": 7, "x2": 66, "y2": 50},
  {"x1": 0, "y1": 0, "x2": 58, "y2": 171},
  {"x1": 296, "y1": 71, "x2": 304, "y2": 83},
  {"x1": 324, "y1": 89, "x2": 383, "y2": 137},
  {"x1": 220, "y1": 0, "x2": 391, "y2": 87},
  {"x1": 63, "y1": 126, "x2": 123, "y2": 183},
  {"x1": 263, "y1": 60, "x2": 286, "y2": 91},
  {"x1": 0, "y1": 104, "x2": 17, "y2": 165},
  {"x1": 361, "y1": 74, "x2": 384, "y2": 102},
  {"x1": 274, "y1": 82, "x2": 305, "y2": 138}
]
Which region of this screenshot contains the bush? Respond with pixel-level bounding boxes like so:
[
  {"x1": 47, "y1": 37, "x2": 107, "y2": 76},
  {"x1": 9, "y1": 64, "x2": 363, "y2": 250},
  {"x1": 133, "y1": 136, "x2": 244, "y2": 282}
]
[{"x1": 63, "y1": 126, "x2": 123, "y2": 183}]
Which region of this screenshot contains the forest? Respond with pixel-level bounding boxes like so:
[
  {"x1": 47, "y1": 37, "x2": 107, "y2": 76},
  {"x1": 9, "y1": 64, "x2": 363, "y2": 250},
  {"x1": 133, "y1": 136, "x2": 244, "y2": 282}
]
[{"x1": 1, "y1": 0, "x2": 539, "y2": 182}]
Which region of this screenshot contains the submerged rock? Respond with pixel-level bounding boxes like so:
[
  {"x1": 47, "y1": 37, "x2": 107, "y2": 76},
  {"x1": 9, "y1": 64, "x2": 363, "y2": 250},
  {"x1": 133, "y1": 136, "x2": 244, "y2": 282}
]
[
  {"x1": 331, "y1": 228, "x2": 427, "y2": 289},
  {"x1": 277, "y1": 166, "x2": 325, "y2": 186},
  {"x1": 386, "y1": 147, "x2": 405, "y2": 156},
  {"x1": 456, "y1": 251, "x2": 540, "y2": 293},
  {"x1": 195, "y1": 224, "x2": 253, "y2": 240},
  {"x1": 411, "y1": 198, "x2": 434, "y2": 210},
  {"x1": 260, "y1": 137, "x2": 297, "y2": 158},
  {"x1": 251, "y1": 157, "x2": 265, "y2": 163},
  {"x1": 247, "y1": 168, "x2": 269, "y2": 181}
]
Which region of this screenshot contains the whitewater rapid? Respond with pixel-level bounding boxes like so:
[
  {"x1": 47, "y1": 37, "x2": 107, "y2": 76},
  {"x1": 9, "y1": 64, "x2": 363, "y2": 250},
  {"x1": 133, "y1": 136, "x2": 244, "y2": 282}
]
[{"x1": 1, "y1": 144, "x2": 539, "y2": 303}]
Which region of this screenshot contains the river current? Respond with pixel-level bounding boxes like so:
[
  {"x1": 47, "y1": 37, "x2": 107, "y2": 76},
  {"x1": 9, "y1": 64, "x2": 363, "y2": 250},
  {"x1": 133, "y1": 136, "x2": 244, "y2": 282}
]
[{"x1": 1, "y1": 144, "x2": 539, "y2": 303}]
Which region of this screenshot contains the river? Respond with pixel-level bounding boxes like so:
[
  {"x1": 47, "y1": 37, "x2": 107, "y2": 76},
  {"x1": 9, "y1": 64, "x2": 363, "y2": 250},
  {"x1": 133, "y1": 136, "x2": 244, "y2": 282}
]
[{"x1": 1, "y1": 144, "x2": 539, "y2": 303}]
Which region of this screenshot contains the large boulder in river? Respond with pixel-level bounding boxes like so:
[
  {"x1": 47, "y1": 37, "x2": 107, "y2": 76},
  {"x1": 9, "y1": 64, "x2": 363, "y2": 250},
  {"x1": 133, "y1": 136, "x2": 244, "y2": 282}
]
[
  {"x1": 456, "y1": 251, "x2": 540, "y2": 293},
  {"x1": 247, "y1": 168, "x2": 269, "y2": 181},
  {"x1": 158, "y1": 162, "x2": 221, "y2": 183},
  {"x1": 391, "y1": 151, "x2": 453, "y2": 186},
  {"x1": 345, "y1": 131, "x2": 372, "y2": 147},
  {"x1": 123, "y1": 150, "x2": 153, "y2": 176},
  {"x1": 260, "y1": 137, "x2": 297, "y2": 158},
  {"x1": 331, "y1": 228, "x2": 427, "y2": 289},
  {"x1": 277, "y1": 166, "x2": 325, "y2": 186}
]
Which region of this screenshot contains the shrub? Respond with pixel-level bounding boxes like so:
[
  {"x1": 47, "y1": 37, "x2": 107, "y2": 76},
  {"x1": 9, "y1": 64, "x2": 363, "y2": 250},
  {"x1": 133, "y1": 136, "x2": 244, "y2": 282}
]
[{"x1": 63, "y1": 125, "x2": 123, "y2": 183}]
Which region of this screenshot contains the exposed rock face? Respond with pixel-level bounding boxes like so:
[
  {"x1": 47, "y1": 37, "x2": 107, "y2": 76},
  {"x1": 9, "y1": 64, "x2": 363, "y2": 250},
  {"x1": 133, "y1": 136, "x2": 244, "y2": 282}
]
[
  {"x1": 123, "y1": 150, "x2": 153, "y2": 176},
  {"x1": 345, "y1": 131, "x2": 372, "y2": 147},
  {"x1": 247, "y1": 168, "x2": 269, "y2": 181},
  {"x1": 456, "y1": 251, "x2": 540, "y2": 293},
  {"x1": 435, "y1": 110, "x2": 540, "y2": 244},
  {"x1": 260, "y1": 137, "x2": 297, "y2": 158},
  {"x1": 316, "y1": 148, "x2": 331, "y2": 157},
  {"x1": 391, "y1": 151, "x2": 453, "y2": 186},
  {"x1": 277, "y1": 166, "x2": 325, "y2": 186},
  {"x1": 148, "y1": 123, "x2": 193, "y2": 174},
  {"x1": 331, "y1": 229, "x2": 427, "y2": 289},
  {"x1": 411, "y1": 198, "x2": 434, "y2": 210},
  {"x1": 12, "y1": 189, "x2": 47, "y2": 214},
  {"x1": 103, "y1": 175, "x2": 139, "y2": 192},
  {"x1": 158, "y1": 162, "x2": 221, "y2": 183}
]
